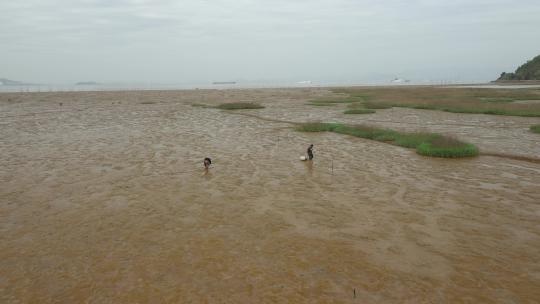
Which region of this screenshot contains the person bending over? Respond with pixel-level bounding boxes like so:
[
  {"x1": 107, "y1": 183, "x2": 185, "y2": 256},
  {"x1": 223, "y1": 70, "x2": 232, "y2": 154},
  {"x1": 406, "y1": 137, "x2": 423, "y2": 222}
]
[{"x1": 204, "y1": 157, "x2": 212, "y2": 169}]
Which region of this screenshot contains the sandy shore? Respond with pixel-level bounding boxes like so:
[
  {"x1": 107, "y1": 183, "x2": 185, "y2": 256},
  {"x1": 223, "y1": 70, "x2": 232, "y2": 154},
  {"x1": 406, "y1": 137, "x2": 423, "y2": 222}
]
[{"x1": 1, "y1": 88, "x2": 539, "y2": 302}]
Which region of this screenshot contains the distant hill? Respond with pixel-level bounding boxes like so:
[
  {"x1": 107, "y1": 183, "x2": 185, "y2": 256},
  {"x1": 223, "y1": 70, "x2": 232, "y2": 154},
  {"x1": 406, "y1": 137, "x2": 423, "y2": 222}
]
[
  {"x1": 0, "y1": 78, "x2": 24, "y2": 85},
  {"x1": 498, "y1": 54, "x2": 540, "y2": 81},
  {"x1": 76, "y1": 81, "x2": 99, "y2": 85}
]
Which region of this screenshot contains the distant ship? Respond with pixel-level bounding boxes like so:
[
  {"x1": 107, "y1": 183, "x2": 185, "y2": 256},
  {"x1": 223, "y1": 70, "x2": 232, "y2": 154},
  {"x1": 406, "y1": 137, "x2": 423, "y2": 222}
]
[
  {"x1": 212, "y1": 81, "x2": 237, "y2": 85},
  {"x1": 391, "y1": 77, "x2": 410, "y2": 83},
  {"x1": 296, "y1": 80, "x2": 312, "y2": 85}
]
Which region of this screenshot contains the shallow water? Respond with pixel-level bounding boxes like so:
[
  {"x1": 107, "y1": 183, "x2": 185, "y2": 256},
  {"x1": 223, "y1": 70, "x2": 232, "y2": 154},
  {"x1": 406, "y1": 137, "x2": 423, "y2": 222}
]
[{"x1": 1, "y1": 89, "x2": 540, "y2": 303}]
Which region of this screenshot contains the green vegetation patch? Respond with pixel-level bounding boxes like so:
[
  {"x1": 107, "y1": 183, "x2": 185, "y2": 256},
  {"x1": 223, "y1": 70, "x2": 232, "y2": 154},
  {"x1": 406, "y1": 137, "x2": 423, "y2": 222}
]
[
  {"x1": 296, "y1": 122, "x2": 340, "y2": 132},
  {"x1": 440, "y1": 107, "x2": 540, "y2": 117},
  {"x1": 350, "y1": 94, "x2": 374, "y2": 101},
  {"x1": 191, "y1": 103, "x2": 213, "y2": 108},
  {"x1": 295, "y1": 122, "x2": 478, "y2": 158},
  {"x1": 306, "y1": 103, "x2": 336, "y2": 106},
  {"x1": 332, "y1": 124, "x2": 396, "y2": 140},
  {"x1": 393, "y1": 133, "x2": 439, "y2": 148},
  {"x1": 478, "y1": 97, "x2": 515, "y2": 103},
  {"x1": 362, "y1": 102, "x2": 393, "y2": 109},
  {"x1": 531, "y1": 124, "x2": 540, "y2": 134},
  {"x1": 308, "y1": 97, "x2": 364, "y2": 105},
  {"x1": 417, "y1": 137, "x2": 479, "y2": 158},
  {"x1": 370, "y1": 103, "x2": 540, "y2": 117},
  {"x1": 216, "y1": 102, "x2": 265, "y2": 110},
  {"x1": 330, "y1": 87, "x2": 540, "y2": 117},
  {"x1": 344, "y1": 109, "x2": 376, "y2": 114}
]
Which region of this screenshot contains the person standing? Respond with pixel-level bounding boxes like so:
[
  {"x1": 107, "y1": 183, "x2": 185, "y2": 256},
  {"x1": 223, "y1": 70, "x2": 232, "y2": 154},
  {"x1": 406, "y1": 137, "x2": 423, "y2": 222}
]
[{"x1": 307, "y1": 144, "x2": 314, "y2": 160}]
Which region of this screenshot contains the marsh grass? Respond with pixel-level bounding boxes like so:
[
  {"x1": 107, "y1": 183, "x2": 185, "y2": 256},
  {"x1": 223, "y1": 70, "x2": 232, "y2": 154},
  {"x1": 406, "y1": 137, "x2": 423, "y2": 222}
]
[
  {"x1": 531, "y1": 124, "x2": 540, "y2": 134},
  {"x1": 362, "y1": 102, "x2": 393, "y2": 109},
  {"x1": 296, "y1": 122, "x2": 339, "y2": 132},
  {"x1": 344, "y1": 109, "x2": 376, "y2": 114},
  {"x1": 331, "y1": 87, "x2": 540, "y2": 117},
  {"x1": 441, "y1": 107, "x2": 540, "y2": 117},
  {"x1": 332, "y1": 124, "x2": 395, "y2": 140},
  {"x1": 308, "y1": 97, "x2": 364, "y2": 106},
  {"x1": 478, "y1": 97, "x2": 515, "y2": 103},
  {"x1": 346, "y1": 102, "x2": 367, "y2": 109},
  {"x1": 417, "y1": 137, "x2": 479, "y2": 158},
  {"x1": 191, "y1": 103, "x2": 213, "y2": 108},
  {"x1": 351, "y1": 94, "x2": 374, "y2": 101},
  {"x1": 393, "y1": 133, "x2": 439, "y2": 148},
  {"x1": 306, "y1": 103, "x2": 336, "y2": 106},
  {"x1": 296, "y1": 122, "x2": 478, "y2": 158},
  {"x1": 392, "y1": 104, "x2": 538, "y2": 116},
  {"x1": 216, "y1": 102, "x2": 265, "y2": 110}
]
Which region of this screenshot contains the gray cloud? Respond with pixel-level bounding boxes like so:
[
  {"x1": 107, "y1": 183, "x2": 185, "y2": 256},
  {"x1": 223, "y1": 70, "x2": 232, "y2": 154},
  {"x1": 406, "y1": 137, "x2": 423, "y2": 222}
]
[{"x1": 2, "y1": 0, "x2": 540, "y2": 83}]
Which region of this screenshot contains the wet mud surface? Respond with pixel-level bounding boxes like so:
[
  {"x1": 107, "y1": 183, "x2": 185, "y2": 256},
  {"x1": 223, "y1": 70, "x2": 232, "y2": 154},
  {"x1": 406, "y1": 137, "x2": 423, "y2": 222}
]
[{"x1": 1, "y1": 89, "x2": 539, "y2": 303}]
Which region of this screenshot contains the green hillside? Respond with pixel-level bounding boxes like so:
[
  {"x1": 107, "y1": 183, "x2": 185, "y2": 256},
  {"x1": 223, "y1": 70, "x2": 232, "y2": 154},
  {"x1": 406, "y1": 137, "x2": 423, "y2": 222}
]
[{"x1": 498, "y1": 54, "x2": 540, "y2": 81}]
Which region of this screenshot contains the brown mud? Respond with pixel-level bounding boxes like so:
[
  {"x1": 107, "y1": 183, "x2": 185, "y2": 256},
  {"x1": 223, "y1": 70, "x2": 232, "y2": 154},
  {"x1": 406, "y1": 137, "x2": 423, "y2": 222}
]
[{"x1": 1, "y1": 89, "x2": 539, "y2": 303}]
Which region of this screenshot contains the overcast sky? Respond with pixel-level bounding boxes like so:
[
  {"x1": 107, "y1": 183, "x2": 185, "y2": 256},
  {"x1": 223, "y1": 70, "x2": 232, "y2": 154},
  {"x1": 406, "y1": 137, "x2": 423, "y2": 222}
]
[{"x1": 2, "y1": 0, "x2": 540, "y2": 84}]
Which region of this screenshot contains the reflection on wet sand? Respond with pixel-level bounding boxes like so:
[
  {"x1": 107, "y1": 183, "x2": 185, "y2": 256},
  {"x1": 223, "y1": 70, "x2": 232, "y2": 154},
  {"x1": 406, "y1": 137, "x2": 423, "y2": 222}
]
[
  {"x1": 304, "y1": 160, "x2": 313, "y2": 176},
  {"x1": 203, "y1": 169, "x2": 213, "y2": 180},
  {"x1": 1, "y1": 88, "x2": 539, "y2": 303}
]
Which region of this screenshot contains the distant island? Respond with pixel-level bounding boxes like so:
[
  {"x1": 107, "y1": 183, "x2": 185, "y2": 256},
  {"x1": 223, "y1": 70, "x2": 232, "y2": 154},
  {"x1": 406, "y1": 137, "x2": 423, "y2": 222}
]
[
  {"x1": 497, "y1": 54, "x2": 540, "y2": 81},
  {"x1": 0, "y1": 78, "x2": 26, "y2": 86},
  {"x1": 76, "y1": 81, "x2": 99, "y2": 85}
]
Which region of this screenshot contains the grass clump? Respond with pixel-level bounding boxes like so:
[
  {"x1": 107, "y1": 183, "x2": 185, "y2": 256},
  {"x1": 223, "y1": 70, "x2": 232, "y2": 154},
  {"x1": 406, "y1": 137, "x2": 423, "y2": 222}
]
[
  {"x1": 191, "y1": 103, "x2": 212, "y2": 108},
  {"x1": 478, "y1": 97, "x2": 515, "y2": 103},
  {"x1": 393, "y1": 133, "x2": 439, "y2": 148},
  {"x1": 417, "y1": 137, "x2": 479, "y2": 158},
  {"x1": 332, "y1": 124, "x2": 397, "y2": 140},
  {"x1": 344, "y1": 109, "x2": 376, "y2": 114},
  {"x1": 363, "y1": 102, "x2": 393, "y2": 109},
  {"x1": 307, "y1": 103, "x2": 336, "y2": 106},
  {"x1": 374, "y1": 104, "x2": 540, "y2": 116},
  {"x1": 405, "y1": 104, "x2": 439, "y2": 110},
  {"x1": 351, "y1": 94, "x2": 374, "y2": 101},
  {"x1": 295, "y1": 122, "x2": 478, "y2": 158},
  {"x1": 308, "y1": 97, "x2": 364, "y2": 106},
  {"x1": 295, "y1": 122, "x2": 340, "y2": 132},
  {"x1": 531, "y1": 124, "x2": 540, "y2": 134},
  {"x1": 216, "y1": 102, "x2": 264, "y2": 110},
  {"x1": 440, "y1": 107, "x2": 540, "y2": 117}
]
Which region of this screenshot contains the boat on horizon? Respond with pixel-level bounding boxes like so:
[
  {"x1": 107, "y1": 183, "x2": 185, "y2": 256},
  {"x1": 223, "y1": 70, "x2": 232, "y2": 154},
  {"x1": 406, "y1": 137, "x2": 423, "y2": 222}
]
[
  {"x1": 212, "y1": 81, "x2": 237, "y2": 85},
  {"x1": 391, "y1": 77, "x2": 410, "y2": 83}
]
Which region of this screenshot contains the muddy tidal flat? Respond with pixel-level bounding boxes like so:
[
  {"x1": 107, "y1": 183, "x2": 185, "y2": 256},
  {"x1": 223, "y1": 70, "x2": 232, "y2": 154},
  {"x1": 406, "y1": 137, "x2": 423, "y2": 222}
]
[{"x1": 1, "y1": 88, "x2": 540, "y2": 303}]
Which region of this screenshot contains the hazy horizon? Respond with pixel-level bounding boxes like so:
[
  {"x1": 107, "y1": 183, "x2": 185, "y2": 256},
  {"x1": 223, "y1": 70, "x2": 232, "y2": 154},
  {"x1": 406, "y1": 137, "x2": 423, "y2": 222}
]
[{"x1": 2, "y1": 0, "x2": 540, "y2": 84}]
